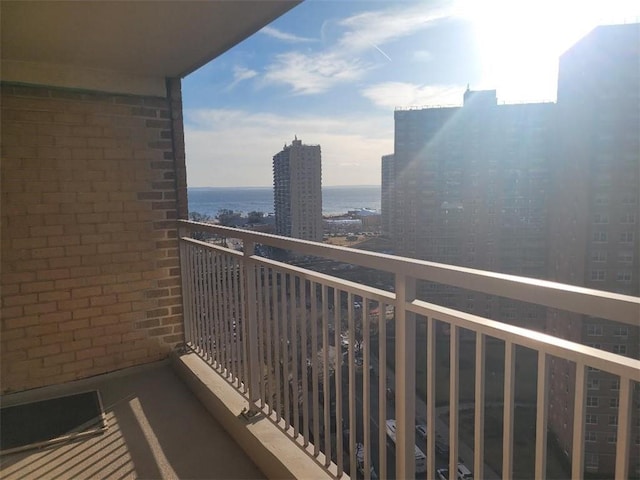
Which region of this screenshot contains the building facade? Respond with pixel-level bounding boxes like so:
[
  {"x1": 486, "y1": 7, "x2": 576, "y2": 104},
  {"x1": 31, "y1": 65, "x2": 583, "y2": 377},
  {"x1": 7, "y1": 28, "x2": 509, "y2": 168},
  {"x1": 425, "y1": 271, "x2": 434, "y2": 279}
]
[
  {"x1": 273, "y1": 137, "x2": 323, "y2": 242},
  {"x1": 391, "y1": 90, "x2": 553, "y2": 328},
  {"x1": 381, "y1": 154, "x2": 395, "y2": 237},
  {"x1": 547, "y1": 23, "x2": 640, "y2": 476}
]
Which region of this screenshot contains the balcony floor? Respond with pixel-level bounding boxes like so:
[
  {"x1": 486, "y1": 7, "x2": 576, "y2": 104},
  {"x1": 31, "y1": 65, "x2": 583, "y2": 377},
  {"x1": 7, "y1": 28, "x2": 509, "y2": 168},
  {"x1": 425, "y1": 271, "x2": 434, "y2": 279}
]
[{"x1": 0, "y1": 361, "x2": 264, "y2": 480}]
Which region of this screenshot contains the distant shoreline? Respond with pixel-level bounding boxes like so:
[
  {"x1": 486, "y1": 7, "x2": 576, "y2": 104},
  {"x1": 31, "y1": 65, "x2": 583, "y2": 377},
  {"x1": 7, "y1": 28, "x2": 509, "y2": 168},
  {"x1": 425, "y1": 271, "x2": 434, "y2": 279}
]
[{"x1": 188, "y1": 184, "x2": 381, "y2": 190}]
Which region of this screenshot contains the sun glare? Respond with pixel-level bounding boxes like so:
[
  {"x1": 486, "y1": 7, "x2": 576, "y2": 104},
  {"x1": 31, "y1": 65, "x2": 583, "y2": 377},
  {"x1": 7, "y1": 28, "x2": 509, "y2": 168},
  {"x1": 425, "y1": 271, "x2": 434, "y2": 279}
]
[{"x1": 455, "y1": 0, "x2": 640, "y2": 102}]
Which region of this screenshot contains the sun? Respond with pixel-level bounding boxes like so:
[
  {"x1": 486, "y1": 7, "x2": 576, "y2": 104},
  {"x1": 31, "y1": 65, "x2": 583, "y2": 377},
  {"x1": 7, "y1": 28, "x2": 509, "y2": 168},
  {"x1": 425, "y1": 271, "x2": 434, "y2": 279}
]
[{"x1": 454, "y1": 0, "x2": 640, "y2": 102}]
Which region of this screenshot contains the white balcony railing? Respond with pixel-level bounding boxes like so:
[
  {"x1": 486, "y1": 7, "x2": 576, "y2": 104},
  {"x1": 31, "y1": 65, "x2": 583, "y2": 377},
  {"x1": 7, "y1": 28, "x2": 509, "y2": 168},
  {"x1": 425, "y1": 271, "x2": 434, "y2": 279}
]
[{"x1": 178, "y1": 220, "x2": 640, "y2": 480}]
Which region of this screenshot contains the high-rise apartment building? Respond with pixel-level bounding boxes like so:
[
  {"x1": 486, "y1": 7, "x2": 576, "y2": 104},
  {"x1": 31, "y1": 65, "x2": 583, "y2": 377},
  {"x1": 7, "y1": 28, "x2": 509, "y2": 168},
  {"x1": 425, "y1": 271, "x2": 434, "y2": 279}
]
[
  {"x1": 391, "y1": 89, "x2": 553, "y2": 327},
  {"x1": 389, "y1": 23, "x2": 639, "y2": 476},
  {"x1": 547, "y1": 23, "x2": 640, "y2": 476},
  {"x1": 381, "y1": 154, "x2": 395, "y2": 237},
  {"x1": 273, "y1": 137, "x2": 323, "y2": 242}
]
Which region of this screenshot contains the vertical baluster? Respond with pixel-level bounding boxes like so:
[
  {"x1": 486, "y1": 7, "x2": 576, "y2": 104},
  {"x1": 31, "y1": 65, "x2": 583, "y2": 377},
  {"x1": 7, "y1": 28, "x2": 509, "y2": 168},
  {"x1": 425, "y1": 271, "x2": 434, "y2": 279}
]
[
  {"x1": 204, "y1": 250, "x2": 214, "y2": 363},
  {"x1": 449, "y1": 324, "x2": 459, "y2": 480},
  {"x1": 334, "y1": 288, "x2": 344, "y2": 477},
  {"x1": 291, "y1": 275, "x2": 300, "y2": 438},
  {"x1": 396, "y1": 275, "x2": 416, "y2": 480},
  {"x1": 301, "y1": 278, "x2": 309, "y2": 447},
  {"x1": 281, "y1": 273, "x2": 291, "y2": 430},
  {"x1": 311, "y1": 281, "x2": 320, "y2": 457},
  {"x1": 474, "y1": 332, "x2": 486, "y2": 480},
  {"x1": 571, "y1": 363, "x2": 586, "y2": 480},
  {"x1": 194, "y1": 247, "x2": 204, "y2": 352},
  {"x1": 378, "y1": 301, "x2": 387, "y2": 480},
  {"x1": 256, "y1": 265, "x2": 265, "y2": 408},
  {"x1": 272, "y1": 270, "x2": 282, "y2": 421},
  {"x1": 243, "y1": 241, "x2": 260, "y2": 412},
  {"x1": 503, "y1": 341, "x2": 516, "y2": 480},
  {"x1": 221, "y1": 255, "x2": 230, "y2": 376},
  {"x1": 181, "y1": 242, "x2": 193, "y2": 346},
  {"x1": 535, "y1": 351, "x2": 549, "y2": 480},
  {"x1": 363, "y1": 299, "x2": 371, "y2": 480},
  {"x1": 214, "y1": 252, "x2": 224, "y2": 370},
  {"x1": 264, "y1": 267, "x2": 274, "y2": 415},
  {"x1": 348, "y1": 292, "x2": 357, "y2": 480},
  {"x1": 238, "y1": 252, "x2": 248, "y2": 393},
  {"x1": 426, "y1": 316, "x2": 436, "y2": 477},
  {"x1": 614, "y1": 376, "x2": 632, "y2": 480},
  {"x1": 321, "y1": 284, "x2": 331, "y2": 466},
  {"x1": 231, "y1": 256, "x2": 240, "y2": 383}
]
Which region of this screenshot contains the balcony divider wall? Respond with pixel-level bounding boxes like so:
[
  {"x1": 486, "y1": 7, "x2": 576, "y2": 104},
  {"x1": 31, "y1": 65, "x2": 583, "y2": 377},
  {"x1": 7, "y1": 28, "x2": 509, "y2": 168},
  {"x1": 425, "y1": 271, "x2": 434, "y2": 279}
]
[{"x1": 1, "y1": 80, "x2": 187, "y2": 394}]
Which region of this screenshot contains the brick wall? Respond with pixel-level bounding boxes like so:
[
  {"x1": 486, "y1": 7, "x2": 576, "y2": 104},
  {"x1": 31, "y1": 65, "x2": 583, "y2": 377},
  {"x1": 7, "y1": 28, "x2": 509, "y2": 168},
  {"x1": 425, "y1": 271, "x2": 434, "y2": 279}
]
[{"x1": 1, "y1": 81, "x2": 187, "y2": 393}]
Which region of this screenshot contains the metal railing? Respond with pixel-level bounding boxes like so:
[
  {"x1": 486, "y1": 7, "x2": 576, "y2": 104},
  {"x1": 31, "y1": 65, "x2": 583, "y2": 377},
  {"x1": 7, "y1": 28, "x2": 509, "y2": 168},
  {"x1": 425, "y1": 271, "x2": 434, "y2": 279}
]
[{"x1": 178, "y1": 220, "x2": 640, "y2": 480}]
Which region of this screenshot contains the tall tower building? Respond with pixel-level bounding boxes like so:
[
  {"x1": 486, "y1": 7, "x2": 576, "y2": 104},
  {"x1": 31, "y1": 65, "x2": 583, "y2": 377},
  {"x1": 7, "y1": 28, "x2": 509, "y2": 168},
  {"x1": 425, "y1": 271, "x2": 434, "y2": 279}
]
[
  {"x1": 547, "y1": 23, "x2": 640, "y2": 476},
  {"x1": 381, "y1": 154, "x2": 395, "y2": 237},
  {"x1": 273, "y1": 137, "x2": 323, "y2": 242},
  {"x1": 392, "y1": 90, "x2": 553, "y2": 327}
]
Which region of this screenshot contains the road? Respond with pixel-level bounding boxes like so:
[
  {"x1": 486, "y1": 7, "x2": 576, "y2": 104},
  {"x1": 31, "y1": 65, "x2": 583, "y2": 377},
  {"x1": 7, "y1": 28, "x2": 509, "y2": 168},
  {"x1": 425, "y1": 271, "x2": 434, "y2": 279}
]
[{"x1": 337, "y1": 347, "x2": 500, "y2": 480}]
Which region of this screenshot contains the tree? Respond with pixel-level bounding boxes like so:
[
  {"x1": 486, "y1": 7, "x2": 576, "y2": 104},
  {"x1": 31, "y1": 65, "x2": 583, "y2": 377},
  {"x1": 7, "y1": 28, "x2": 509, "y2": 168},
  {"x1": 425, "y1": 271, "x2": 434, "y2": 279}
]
[
  {"x1": 216, "y1": 208, "x2": 241, "y2": 227},
  {"x1": 188, "y1": 211, "x2": 214, "y2": 241},
  {"x1": 189, "y1": 211, "x2": 213, "y2": 223},
  {"x1": 247, "y1": 210, "x2": 264, "y2": 224}
]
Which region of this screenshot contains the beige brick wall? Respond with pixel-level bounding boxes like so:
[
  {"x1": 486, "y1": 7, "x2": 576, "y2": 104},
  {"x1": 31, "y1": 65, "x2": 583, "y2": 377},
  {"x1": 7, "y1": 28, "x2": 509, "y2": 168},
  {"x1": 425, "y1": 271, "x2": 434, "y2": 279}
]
[{"x1": 1, "y1": 81, "x2": 187, "y2": 393}]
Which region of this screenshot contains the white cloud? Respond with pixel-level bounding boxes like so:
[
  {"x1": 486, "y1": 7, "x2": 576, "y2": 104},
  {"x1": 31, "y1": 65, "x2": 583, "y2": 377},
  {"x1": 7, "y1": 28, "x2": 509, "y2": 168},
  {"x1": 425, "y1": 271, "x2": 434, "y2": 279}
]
[
  {"x1": 226, "y1": 66, "x2": 258, "y2": 91},
  {"x1": 361, "y1": 82, "x2": 464, "y2": 109},
  {"x1": 336, "y1": 6, "x2": 449, "y2": 53},
  {"x1": 184, "y1": 109, "x2": 393, "y2": 187},
  {"x1": 263, "y1": 51, "x2": 370, "y2": 95},
  {"x1": 260, "y1": 26, "x2": 315, "y2": 43},
  {"x1": 262, "y1": 3, "x2": 451, "y2": 95}
]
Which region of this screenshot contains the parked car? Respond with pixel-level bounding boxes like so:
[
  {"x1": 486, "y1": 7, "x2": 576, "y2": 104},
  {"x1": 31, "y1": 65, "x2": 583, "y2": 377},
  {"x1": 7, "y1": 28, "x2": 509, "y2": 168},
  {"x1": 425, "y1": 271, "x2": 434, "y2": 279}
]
[{"x1": 436, "y1": 467, "x2": 449, "y2": 480}]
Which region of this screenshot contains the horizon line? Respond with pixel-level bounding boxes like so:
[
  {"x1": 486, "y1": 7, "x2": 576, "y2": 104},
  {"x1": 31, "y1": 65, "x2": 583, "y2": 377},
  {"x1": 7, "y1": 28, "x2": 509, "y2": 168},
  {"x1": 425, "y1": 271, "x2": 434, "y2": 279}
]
[{"x1": 188, "y1": 184, "x2": 382, "y2": 189}]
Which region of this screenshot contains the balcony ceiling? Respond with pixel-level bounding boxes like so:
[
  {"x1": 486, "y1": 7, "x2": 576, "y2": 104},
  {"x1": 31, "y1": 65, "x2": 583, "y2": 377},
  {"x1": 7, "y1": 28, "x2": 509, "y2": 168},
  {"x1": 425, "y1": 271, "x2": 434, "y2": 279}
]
[{"x1": 1, "y1": 1, "x2": 298, "y2": 90}]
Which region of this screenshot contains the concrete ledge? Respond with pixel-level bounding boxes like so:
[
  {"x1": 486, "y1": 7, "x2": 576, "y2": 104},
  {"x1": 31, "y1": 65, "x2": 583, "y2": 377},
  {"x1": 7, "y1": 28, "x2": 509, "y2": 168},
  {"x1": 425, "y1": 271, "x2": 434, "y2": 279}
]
[{"x1": 172, "y1": 352, "x2": 338, "y2": 480}]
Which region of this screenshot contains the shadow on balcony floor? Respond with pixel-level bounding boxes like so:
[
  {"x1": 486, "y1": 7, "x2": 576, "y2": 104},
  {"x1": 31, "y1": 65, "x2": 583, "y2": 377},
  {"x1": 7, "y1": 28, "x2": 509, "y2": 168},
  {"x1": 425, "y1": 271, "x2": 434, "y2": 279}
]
[{"x1": 0, "y1": 361, "x2": 265, "y2": 480}]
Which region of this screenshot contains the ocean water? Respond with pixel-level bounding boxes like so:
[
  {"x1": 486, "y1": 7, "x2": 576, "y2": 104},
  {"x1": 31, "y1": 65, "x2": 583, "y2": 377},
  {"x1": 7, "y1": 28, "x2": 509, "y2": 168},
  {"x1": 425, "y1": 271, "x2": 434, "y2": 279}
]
[{"x1": 188, "y1": 185, "x2": 381, "y2": 217}]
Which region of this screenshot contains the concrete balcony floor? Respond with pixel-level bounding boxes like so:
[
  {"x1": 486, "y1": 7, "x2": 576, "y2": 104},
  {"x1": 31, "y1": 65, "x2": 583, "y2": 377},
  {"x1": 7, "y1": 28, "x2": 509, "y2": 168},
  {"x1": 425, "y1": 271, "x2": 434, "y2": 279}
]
[{"x1": 0, "y1": 361, "x2": 264, "y2": 480}]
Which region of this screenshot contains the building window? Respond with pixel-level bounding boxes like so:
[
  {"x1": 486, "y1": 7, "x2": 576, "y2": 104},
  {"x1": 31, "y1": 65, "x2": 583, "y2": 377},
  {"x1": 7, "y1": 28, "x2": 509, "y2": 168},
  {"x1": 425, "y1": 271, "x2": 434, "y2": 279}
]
[
  {"x1": 593, "y1": 231, "x2": 608, "y2": 243},
  {"x1": 618, "y1": 252, "x2": 633, "y2": 264},
  {"x1": 620, "y1": 213, "x2": 636, "y2": 224},
  {"x1": 616, "y1": 271, "x2": 632, "y2": 282},
  {"x1": 613, "y1": 327, "x2": 628, "y2": 338},
  {"x1": 586, "y1": 414, "x2": 598, "y2": 425},
  {"x1": 590, "y1": 270, "x2": 606, "y2": 281},
  {"x1": 613, "y1": 345, "x2": 627, "y2": 355},
  {"x1": 585, "y1": 431, "x2": 597, "y2": 443},
  {"x1": 585, "y1": 453, "x2": 599, "y2": 470},
  {"x1": 611, "y1": 379, "x2": 620, "y2": 391},
  {"x1": 610, "y1": 398, "x2": 620, "y2": 408},
  {"x1": 620, "y1": 232, "x2": 634, "y2": 243},
  {"x1": 609, "y1": 415, "x2": 618, "y2": 426},
  {"x1": 587, "y1": 377, "x2": 600, "y2": 390},
  {"x1": 593, "y1": 214, "x2": 609, "y2": 224},
  {"x1": 586, "y1": 324, "x2": 603, "y2": 336},
  {"x1": 586, "y1": 396, "x2": 599, "y2": 407},
  {"x1": 591, "y1": 251, "x2": 607, "y2": 263},
  {"x1": 607, "y1": 432, "x2": 617, "y2": 444}
]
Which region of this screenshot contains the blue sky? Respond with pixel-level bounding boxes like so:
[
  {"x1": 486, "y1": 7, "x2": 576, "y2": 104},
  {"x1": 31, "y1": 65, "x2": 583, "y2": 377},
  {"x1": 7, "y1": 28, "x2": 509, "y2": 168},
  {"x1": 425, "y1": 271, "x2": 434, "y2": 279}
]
[{"x1": 183, "y1": 0, "x2": 639, "y2": 188}]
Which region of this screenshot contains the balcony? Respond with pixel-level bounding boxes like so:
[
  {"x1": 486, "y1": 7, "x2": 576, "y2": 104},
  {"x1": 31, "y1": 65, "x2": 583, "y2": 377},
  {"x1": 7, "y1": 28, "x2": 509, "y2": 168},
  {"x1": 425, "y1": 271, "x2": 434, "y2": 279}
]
[
  {"x1": 2, "y1": 4, "x2": 639, "y2": 479},
  {"x1": 174, "y1": 221, "x2": 639, "y2": 480}
]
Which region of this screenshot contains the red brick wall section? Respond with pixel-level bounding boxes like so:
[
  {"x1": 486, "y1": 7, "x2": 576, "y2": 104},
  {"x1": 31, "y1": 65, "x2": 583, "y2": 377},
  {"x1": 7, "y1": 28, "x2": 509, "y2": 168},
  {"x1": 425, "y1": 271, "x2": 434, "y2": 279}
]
[{"x1": 1, "y1": 82, "x2": 186, "y2": 393}]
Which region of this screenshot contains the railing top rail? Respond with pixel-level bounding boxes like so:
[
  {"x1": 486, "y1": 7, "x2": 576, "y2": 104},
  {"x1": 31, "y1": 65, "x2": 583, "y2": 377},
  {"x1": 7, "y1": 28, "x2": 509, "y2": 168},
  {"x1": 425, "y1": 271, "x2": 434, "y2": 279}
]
[
  {"x1": 178, "y1": 220, "x2": 640, "y2": 326},
  {"x1": 410, "y1": 299, "x2": 640, "y2": 381}
]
